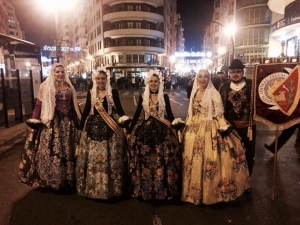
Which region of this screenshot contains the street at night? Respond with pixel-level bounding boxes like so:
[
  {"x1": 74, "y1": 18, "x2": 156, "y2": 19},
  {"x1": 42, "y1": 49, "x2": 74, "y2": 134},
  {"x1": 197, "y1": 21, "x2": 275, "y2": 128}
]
[
  {"x1": 1, "y1": 89, "x2": 300, "y2": 225},
  {"x1": 1, "y1": 0, "x2": 300, "y2": 224}
]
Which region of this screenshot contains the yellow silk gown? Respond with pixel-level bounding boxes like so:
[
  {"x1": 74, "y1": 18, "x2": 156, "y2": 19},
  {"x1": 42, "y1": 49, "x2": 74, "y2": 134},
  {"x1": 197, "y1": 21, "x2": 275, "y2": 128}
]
[{"x1": 181, "y1": 89, "x2": 250, "y2": 205}]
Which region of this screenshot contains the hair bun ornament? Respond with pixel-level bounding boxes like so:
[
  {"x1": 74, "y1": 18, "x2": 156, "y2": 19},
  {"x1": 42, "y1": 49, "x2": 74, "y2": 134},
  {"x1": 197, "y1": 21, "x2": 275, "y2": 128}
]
[
  {"x1": 92, "y1": 67, "x2": 110, "y2": 79},
  {"x1": 146, "y1": 68, "x2": 163, "y2": 84}
]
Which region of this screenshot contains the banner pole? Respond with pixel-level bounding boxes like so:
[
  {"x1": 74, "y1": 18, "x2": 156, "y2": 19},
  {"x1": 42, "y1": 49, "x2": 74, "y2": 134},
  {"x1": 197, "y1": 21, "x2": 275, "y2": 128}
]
[{"x1": 272, "y1": 126, "x2": 279, "y2": 200}]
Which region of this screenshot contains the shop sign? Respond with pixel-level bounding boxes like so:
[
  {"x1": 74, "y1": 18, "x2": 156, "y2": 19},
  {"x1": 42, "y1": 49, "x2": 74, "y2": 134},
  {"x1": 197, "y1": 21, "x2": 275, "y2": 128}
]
[{"x1": 42, "y1": 45, "x2": 81, "y2": 52}]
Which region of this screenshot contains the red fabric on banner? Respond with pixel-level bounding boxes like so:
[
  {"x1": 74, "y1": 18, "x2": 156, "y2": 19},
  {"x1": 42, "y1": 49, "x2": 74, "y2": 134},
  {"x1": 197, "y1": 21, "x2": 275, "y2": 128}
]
[
  {"x1": 253, "y1": 63, "x2": 300, "y2": 130},
  {"x1": 271, "y1": 65, "x2": 300, "y2": 116}
]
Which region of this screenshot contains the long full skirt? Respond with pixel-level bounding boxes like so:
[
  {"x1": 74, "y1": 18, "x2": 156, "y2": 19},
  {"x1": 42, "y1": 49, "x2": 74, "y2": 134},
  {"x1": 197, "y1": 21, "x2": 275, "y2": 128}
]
[
  {"x1": 18, "y1": 112, "x2": 78, "y2": 190},
  {"x1": 181, "y1": 119, "x2": 250, "y2": 205},
  {"x1": 128, "y1": 117, "x2": 181, "y2": 201},
  {"x1": 76, "y1": 115, "x2": 126, "y2": 199}
]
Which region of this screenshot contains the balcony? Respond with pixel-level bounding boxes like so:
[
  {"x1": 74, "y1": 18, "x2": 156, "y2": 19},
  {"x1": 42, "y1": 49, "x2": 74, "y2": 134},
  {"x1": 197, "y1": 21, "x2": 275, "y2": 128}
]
[
  {"x1": 103, "y1": 11, "x2": 164, "y2": 23},
  {"x1": 104, "y1": 29, "x2": 164, "y2": 39},
  {"x1": 270, "y1": 15, "x2": 300, "y2": 39},
  {"x1": 103, "y1": 0, "x2": 164, "y2": 7},
  {"x1": 76, "y1": 36, "x2": 87, "y2": 45},
  {"x1": 79, "y1": 26, "x2": 86, "y2": 36},
  {"x1": 104, "y1": 46, "x2": 164, "y2": 54}
]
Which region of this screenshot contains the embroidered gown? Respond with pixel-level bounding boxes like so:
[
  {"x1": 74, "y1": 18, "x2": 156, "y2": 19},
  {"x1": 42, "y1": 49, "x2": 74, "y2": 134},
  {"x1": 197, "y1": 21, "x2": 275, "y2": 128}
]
[
  {"x1": 127, "y1": 94, "x2": 181, "y2": 201},
  {"x1": 181, "y1": 88, "x2": 250, "y2": 205},
  {"x1": 76, "y1": 89, "x2": 127, "y2": 199},
  {"x1": 18, "y1": 87, "x2": 79, "y2": 190}
]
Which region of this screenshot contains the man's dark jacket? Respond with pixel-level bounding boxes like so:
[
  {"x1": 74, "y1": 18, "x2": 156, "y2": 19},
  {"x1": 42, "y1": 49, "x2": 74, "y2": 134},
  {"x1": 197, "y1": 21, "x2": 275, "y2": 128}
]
[{"x1": 218, "y1": 78, "x2": 252, "y2": 123}]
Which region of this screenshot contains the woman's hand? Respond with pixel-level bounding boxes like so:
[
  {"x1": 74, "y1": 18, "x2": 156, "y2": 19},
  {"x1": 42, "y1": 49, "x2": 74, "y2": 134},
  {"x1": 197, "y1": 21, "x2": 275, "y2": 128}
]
[{"x1": 27, "y1": 127, "x2": 34, "y2": 133}]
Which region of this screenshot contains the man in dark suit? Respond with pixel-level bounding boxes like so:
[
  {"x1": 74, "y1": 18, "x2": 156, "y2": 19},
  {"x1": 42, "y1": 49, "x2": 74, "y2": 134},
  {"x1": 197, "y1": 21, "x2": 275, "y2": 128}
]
[{"x1": 219, "y1": 59, "x2": 256, "y2": 176}]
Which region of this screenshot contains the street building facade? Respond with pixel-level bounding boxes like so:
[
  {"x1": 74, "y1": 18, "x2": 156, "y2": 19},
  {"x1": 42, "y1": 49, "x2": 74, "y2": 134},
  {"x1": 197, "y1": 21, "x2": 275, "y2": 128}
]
[
  {"x1": 268, "y1": 0, "x2": 300, "y2": 59},
  {"x1": 57, "y1": 0, "x2": 182, "y2": 80},
  {"x1": 204, "y1": 0, "x2": 274, "y2": 74}
]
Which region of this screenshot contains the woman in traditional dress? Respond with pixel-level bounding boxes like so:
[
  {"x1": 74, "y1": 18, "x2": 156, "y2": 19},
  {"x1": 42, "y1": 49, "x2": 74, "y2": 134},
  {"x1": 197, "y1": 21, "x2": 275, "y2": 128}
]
[
  {"x1": 76, "y1": 69, "x2": 128, "y2": 199},
  {"x1": 18, "y1": 63, "x2": 81, "y2": 191},
  {"x1": 127, "y1": 69, "x2": 181, "y2": 201},
  {"x1": 181, "y1": 69, "x2": 250, "y2": 205}
]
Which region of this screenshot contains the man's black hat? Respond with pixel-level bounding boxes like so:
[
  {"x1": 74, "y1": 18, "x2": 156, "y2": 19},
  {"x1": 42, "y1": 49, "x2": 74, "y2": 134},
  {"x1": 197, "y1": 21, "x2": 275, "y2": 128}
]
[{"x1": 229, "y1": 59, "x2": 245, "y2": 69}]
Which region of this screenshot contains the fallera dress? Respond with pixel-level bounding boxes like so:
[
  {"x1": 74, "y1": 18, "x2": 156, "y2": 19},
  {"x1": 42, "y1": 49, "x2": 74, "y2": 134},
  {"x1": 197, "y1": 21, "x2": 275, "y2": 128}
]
[
  {"x1": 181, "y1": 88, "x2": 250, "y2": 205},
  {"x1": 18, "y1": 86, "x2": 79, "y2": 190},
  {"x1": 76, "y1": 89, "x2": 127, "y2": 199},
  {"x1": 127, "y1": 94, "x2": 181, "y2": 201}
]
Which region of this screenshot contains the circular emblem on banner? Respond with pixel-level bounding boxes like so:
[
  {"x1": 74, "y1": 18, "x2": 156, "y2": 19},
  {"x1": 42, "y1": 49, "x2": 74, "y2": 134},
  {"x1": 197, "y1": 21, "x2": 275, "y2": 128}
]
[{"x1": 258, "y1": 72, "x2": 288, "y2": 108}]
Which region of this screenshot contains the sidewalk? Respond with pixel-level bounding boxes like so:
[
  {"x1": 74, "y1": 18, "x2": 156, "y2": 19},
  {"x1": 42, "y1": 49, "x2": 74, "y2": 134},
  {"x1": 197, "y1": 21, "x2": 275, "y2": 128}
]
[{"x1": 0, "y1": 123, "x2": 27, "y2": 155}]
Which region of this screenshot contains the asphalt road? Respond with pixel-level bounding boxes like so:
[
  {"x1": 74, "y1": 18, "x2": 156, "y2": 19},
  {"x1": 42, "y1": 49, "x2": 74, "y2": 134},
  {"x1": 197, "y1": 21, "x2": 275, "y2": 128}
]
[
  {"x1": 76, "y1": 88, "x2": 190, "y2": 119},
  {"x1": 1, "y1": 89, "x2": 300, "y2": 225}
]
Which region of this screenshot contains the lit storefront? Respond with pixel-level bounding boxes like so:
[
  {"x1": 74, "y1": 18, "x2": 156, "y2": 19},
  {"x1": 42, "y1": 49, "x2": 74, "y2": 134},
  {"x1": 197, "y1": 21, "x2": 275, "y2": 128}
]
[{"x1": 268, "y1": 0, "x2": 300, "y2": 58}]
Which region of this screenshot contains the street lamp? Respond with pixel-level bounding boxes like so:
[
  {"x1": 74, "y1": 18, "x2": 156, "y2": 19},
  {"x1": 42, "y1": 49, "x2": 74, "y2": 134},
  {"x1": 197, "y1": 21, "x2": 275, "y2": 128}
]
[{"x1": 37, "y1": 0, "x2": 76, "y2": 63}]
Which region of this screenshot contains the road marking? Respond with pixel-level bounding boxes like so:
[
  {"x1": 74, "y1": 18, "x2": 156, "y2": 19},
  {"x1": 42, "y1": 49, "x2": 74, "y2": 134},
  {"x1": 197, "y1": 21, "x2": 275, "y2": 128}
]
[
  {"x1": 123, "y1": 92, "x2": 130, "y2": 95},
  {"x1": 153, "y1": 215, "x2": 162, "y2": 225},
  {"x1": 169, "y1": 98, "x2": 183, "y2": 106},
  {"x1": 133, "y1": 92, "x2": 139, "y2": 96},
  {"x1": 133, "y1": 96, "x2": 137, "y2": 106}
]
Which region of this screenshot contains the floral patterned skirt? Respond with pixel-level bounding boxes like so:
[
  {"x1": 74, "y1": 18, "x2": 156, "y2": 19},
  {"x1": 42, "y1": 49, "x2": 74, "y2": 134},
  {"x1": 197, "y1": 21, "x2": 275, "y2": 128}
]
[
  {"x1": 181, "y1": 119, "x2": 250, "y2": 205},
  {"x1": 128, "y1": 117, "x2": 181, "y2": 201},
  {"x1": 18, "y1": 113, "x2": 78, "y2": 190},
  {"x1": 76, "y1": 115, "x2": 126, "y2": 199}
]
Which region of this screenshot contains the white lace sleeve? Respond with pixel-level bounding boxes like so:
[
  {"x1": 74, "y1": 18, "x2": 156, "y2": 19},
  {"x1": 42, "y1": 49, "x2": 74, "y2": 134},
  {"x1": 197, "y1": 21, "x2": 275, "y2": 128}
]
[{"x1": 212, "y1": 90, "x2": 229, "y2": 131}]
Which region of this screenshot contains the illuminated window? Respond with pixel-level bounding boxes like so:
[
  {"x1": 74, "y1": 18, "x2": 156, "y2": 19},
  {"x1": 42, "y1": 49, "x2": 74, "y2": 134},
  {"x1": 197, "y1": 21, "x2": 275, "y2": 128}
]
[
  {"x1": 136, "y1": 39, "x2": 141, "y2": 46},
  {"x1": 127, "y1": 5, "x2": 133, "y2": 11},
  {"x1": 136, "y1": 22, "x2": 141, "y2": 29},
  {"x1": 127, "y1": 22, "x2": 133, "y2": 28}
]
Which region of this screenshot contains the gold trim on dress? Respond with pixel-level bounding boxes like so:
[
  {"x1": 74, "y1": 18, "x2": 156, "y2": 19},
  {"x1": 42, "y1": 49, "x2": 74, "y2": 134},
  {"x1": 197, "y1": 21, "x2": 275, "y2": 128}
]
[{"x1": 94, "y1": 102, "x2": 125, "y2": 142}]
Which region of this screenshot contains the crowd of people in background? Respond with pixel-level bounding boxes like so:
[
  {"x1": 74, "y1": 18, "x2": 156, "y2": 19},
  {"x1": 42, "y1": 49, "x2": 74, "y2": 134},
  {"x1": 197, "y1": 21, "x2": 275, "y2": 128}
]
[
  {"x1": 18, "y1": 58, "x2": 300, "y2": 208},
  {"x1": 68, "y1": 72, "x2": 197, "y2": 93}
]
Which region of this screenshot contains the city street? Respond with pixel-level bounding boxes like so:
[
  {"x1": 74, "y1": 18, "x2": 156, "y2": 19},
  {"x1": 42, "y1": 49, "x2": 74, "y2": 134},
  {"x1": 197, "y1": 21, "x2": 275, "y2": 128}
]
[
  {"x1": 76, "y1": 88, "x2": 190, "y2": 119},
  {"x1": 1, "y1": 89, "x2": 300, "y2": 225}
]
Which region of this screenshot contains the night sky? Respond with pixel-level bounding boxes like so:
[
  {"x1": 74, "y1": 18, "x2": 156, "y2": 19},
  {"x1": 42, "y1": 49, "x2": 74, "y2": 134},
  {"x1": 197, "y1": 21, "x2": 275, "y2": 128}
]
[
  {"x1": 11, "y1": 0, "x2": 55, "y2": 46},
  {"x1": 11, "y1": 0, "x2": 214, "y2": 52},
  {"x1": 176, "y1": 0, "x2": 214, "y2": 51}
]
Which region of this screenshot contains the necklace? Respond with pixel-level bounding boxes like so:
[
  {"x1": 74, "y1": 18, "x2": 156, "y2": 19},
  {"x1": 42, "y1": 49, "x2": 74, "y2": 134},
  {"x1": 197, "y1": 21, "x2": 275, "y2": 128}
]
[
  {"x1": 97, "y1": 87, "x2": 105, "y2": 90},
  {"x1": 150, "y1": 90, "x2": 158, "y2": 94},
  {"x1": 55, "y1": 81, "x2": 63, "y2": 86}
]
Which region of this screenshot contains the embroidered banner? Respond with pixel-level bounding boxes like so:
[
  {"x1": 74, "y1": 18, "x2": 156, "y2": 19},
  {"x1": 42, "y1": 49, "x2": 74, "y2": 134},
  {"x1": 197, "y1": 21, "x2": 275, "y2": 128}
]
[{"x1": 253, "y1": 63, "x2": 300, "y2": 130}]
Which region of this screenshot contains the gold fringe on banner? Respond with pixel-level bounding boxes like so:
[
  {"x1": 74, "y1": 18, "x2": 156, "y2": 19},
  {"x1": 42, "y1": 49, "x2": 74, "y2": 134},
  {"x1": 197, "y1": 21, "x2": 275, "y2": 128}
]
[{"x1": 247, "y1": 126, "x2": 253, "y2": 141}]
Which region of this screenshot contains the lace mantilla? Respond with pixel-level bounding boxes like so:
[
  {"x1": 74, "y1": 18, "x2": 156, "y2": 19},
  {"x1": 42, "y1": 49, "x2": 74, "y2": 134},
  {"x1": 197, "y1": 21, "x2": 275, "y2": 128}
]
[
  {"x1": 142, "y1": 69, "x2": 165, "y2": 120},
  {"x1": 187, "y1": 69, "x2": 224, "y2": 123},
  {"x1": 90, "y1": 67, "x2": 115, "y2": 115},
  {"x1": 37, "y1": 63, "x2": 81, "y2": 124}
]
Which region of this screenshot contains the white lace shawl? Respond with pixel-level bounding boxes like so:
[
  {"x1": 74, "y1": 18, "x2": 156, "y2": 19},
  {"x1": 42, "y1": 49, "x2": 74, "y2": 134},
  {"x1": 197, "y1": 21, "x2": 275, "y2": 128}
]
[
  {"x1": 37, "y1": 63, "x2": 81, "y2": 125},
  {"x1": 90, "y1": 68, "x2": 115, "y2": 115},
  {"x1": 186, "y1": 70, "x2": 224, "y2": 124},
  {"x1": 142, "y1": 69, "x2": 165, "y2": 120}
]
